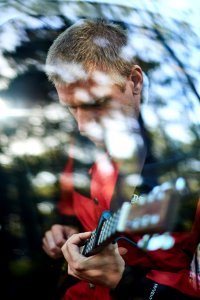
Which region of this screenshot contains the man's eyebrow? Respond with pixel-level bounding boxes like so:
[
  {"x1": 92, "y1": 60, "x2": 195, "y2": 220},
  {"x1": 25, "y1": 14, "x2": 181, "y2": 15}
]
[{"x1": 84, "y1": 95, "x2": 111, "y2": 107}]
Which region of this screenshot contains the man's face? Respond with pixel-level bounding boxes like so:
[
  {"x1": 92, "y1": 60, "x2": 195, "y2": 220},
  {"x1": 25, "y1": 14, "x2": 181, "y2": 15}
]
[{"x1": 55, "y1": 71, "x2": 140, "y2": 148}]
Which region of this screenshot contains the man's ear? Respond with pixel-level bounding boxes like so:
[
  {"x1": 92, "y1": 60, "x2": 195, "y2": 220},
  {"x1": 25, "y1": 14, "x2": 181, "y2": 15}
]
[{"x1": 129, "y1": 65, "x2": 143, "y2": 95}]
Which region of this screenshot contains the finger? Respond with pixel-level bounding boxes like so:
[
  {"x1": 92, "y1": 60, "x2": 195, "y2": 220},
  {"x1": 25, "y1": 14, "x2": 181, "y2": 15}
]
[
  {"x1": 42, "y1": 237, "x2": 62, "y2": 258},
  {"x1": 68, "y1": 259, "x2": 100, "y2": 282},
  {"x1": 43, "y1": 233, "x2": 62, "y2": 254},
  {"x1": 118, "y1": 247, "x2": 128, "y2": 256},
  {"x1": 61, "y1": 232, "x2": 91, "y2": 263},
  {"x1": 51, "y1": 225, "x2": 67, "y2": 247},
  {"x1": 42, "y1": 245, "x2": 61, "y2": 259},
  {"x1": 68, "y1": 264, "x2": 82, "y2": 280},
  {"x1": 63, "y1": 225, "x2": 79, "y2": 238},
  {"x1": 44, "y1": 231, "x2": 57, "y2": 249},
  {"x1": 107, "y1": 243, "x2": 127, "y2": 256},
  {"x1": 67, "y1": 232, "x2": 92, "y2": 245}
]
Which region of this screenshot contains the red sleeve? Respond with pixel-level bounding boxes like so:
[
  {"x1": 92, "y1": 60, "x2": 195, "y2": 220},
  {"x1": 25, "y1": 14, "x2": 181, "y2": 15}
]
[{"x1": 58, "y1": 156, "x2": 75, "y2": 216}]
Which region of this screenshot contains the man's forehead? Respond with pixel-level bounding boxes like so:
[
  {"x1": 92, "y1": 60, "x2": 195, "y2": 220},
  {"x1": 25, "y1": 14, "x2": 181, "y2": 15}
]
[
  {"x1": 56, "y1": 73, "x2": 119, "y2": 103},
  {"x1": 65, "y1": 70, "x2": 114, "y2": 87},
  {"x1": 52, "y1": 60, "x2": 125, "y2": 87},
  {"x1": 51, "y1": 60, "x2": 111, "y2": 84}
]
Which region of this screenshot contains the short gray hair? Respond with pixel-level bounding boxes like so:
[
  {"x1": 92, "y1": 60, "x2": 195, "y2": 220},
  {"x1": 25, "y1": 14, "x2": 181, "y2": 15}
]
[{"x1": 46, "y1": 19, "x2": 136, "y2": 85}]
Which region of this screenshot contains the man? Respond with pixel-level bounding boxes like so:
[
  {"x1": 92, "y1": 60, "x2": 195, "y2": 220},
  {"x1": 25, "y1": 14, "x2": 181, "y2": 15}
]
[{"x1": 43, "y1": 19, "x2": 200, "y2": 299}]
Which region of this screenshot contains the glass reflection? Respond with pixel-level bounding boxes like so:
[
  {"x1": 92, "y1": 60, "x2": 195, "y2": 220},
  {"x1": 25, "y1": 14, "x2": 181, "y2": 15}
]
[{"x1": 0, "y1": 1, "x2": 199, "y2": 299}]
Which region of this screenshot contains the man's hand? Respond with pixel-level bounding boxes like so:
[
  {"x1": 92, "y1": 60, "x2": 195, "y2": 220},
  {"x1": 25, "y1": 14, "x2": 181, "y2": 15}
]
[
  {"x1": 61, "y1": 232, "x2": 127, "y2": 289},
  {"x1": 42, "y1": 224, "x2": 79, "y2": 259}
]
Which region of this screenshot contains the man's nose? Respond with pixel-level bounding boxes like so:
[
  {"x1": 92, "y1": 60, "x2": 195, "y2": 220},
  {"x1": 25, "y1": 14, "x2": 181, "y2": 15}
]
[{"x1": 76, "y1": 108, "x2": 93, "y2": 133}]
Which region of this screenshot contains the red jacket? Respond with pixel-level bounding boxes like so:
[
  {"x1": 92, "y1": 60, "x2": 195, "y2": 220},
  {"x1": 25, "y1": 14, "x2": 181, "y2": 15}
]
[{"x1": 59, "y1": 155, "x2": 200, "y2": 299}]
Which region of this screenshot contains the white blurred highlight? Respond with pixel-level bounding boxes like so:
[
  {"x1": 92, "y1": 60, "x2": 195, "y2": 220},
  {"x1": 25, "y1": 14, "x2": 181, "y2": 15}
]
[
  {"x1": 93, "y1": 36, "x2": 110, "y2": 47},
  {"x1": 46, "y1": 60, "x2": 87, "y2": 84},
  {"x1": 74, "y1": 89, "x2": 92, "y2": 103}
]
